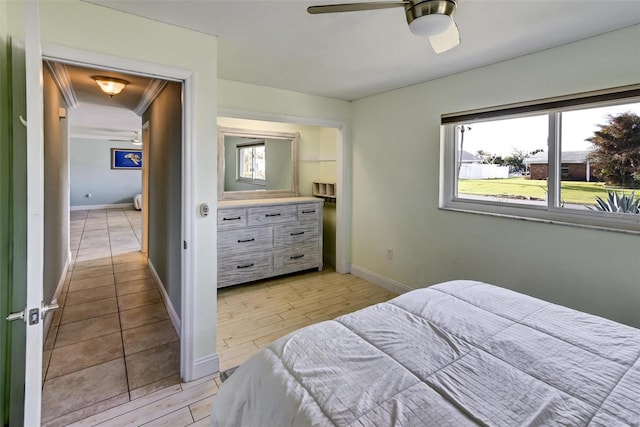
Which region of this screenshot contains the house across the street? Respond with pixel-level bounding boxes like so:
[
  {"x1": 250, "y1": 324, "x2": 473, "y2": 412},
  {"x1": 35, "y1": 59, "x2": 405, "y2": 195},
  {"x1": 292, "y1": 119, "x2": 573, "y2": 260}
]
[{"x1": 524, "y1": 150, "x2": 598, "y2": 181}]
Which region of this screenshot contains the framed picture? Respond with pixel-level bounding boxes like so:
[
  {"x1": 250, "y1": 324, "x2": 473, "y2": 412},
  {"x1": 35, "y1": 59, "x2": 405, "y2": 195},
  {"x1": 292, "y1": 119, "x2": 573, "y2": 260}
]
[{"x1": 111, "y1": 148, "x2": 142, "y2": 170}]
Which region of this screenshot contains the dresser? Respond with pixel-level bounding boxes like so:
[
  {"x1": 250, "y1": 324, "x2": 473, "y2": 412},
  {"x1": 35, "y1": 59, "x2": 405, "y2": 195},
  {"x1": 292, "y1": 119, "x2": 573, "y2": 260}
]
[{"x1": 217, "y1": 197, "x2": 324, "y2": 288}]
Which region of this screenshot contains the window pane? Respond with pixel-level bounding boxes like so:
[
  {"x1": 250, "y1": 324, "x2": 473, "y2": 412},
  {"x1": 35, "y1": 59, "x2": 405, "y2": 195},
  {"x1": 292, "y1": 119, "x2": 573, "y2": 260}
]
[
  {"x1": 255, "y1": 146, "x2": 266, "y2": 180},
  {"x1": 559, "y1": 102, "x2": 640, "y2": 214},
  {"x1": 239, "y1": 146, "x2": 253, "y2": 179},
  {"x1": 456, "y1": 115, "x2": 548, "y2": 206}
]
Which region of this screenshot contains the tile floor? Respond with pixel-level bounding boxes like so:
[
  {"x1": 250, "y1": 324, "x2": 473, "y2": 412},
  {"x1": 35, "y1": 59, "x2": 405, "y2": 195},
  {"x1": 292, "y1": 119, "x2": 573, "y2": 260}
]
[{"x1": 42, "y1": 208, "x2": 181, "y2": 426}]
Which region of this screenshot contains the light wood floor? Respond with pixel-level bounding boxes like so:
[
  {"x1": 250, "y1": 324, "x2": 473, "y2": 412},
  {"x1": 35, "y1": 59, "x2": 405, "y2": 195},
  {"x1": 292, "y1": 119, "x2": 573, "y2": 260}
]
[
  {"x1": 217, "y1": 267, "x2": 398, "y2": 372},
  {"x1": 70, "y1": 266, "x2": 397, "y2": 426}
]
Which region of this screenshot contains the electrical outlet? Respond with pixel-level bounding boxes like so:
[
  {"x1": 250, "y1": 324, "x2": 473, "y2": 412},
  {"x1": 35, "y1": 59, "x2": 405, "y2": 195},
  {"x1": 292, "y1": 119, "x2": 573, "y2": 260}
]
[{"x1": 386, "y1": 249, "x2": 394, "y2": 260}]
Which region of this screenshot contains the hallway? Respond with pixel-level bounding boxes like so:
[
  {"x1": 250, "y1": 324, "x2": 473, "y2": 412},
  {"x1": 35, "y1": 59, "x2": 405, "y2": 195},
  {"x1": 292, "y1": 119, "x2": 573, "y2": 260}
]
[{"x1": 41, "y1": 208, "x2": 181, "y2": 426}]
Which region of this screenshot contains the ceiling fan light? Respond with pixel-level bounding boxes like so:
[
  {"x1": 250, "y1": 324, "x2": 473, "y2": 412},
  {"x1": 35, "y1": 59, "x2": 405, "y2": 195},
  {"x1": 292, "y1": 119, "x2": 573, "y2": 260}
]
[
  {"x1": 408, "y1": 13, "x2": 452, "y2": 37},
  {"x1": 93, "y1": 76, "x2": 129, "y2": 97}
]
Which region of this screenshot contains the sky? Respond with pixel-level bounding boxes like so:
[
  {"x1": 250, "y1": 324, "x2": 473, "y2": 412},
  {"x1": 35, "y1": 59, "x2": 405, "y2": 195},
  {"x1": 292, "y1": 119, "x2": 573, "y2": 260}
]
[{"x1": 461, "y1": 102, "x2": 640, "y2": 157}]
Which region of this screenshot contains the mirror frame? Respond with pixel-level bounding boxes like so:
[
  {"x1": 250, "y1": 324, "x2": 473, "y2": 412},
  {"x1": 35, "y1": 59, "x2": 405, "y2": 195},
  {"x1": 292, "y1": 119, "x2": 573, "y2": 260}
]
[{"x1": 218, "y1": 126, "x2": 300, "y2": 200}]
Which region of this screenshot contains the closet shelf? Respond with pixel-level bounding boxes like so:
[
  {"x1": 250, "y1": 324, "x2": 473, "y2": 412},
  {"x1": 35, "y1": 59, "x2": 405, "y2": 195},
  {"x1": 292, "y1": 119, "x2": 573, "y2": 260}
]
[{"x1": 312, "y1": 182, "x2": 336, "y2": 202}]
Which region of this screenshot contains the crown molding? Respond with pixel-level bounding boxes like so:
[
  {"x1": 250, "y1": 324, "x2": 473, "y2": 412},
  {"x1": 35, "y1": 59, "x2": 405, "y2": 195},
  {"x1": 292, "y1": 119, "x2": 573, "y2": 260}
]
[
  {"x1": 45, "y1": 61, "x2": 78, "y2": 109},
  {"x1": 134, "y1": 79, "x2": 168, "y2": 116},
  {"x1": 69, "y1": 126, "x2": 139, "y2": 141}
]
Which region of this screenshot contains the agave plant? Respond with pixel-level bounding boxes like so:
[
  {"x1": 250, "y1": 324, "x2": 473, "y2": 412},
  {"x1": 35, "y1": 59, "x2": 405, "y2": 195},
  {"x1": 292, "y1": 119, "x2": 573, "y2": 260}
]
[{"x1": 590, "y1": 190, "x2": 640, "y2": 214}]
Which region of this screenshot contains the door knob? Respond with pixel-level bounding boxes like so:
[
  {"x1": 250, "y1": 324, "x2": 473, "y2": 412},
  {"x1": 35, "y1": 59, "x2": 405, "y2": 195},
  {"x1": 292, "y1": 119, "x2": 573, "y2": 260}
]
[
  {"x1": 41, "y1": 300, "x2": 59, "y2": 320},
  {"x1": 6, "y1": 310, "x2": 25, "y2": 322},
  {"x1": 5, "y1": 299, "x2": 59, "y2": 324}
]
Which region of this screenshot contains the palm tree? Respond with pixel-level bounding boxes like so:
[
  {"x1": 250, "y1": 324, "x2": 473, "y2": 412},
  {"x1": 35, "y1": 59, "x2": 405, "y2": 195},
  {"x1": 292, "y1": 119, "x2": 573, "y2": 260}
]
[{"x1": 457, "y1": 125, "x2": 471, "y2": 177}]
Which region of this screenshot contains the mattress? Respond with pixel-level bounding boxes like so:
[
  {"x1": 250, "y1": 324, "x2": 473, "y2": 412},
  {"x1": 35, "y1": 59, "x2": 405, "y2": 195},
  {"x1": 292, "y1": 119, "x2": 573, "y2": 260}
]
[{"x1": 211, "y1": 280, "x2": 640, "y2": 426}]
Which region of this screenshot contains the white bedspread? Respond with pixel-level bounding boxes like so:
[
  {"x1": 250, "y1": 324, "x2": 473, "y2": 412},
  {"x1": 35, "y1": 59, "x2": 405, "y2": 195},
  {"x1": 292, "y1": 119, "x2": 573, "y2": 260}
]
[{"x1": 211, "y1": 280, "x2": 640, "y2": 426}]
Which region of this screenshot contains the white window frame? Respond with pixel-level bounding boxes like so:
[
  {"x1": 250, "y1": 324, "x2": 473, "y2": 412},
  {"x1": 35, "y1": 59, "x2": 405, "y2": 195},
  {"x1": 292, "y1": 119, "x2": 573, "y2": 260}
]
[
  {"x1": 237, "y1": 142, "x2": 266, "y2": 185},
  {"x1": 440, "y1": 85, "x2": 640, "y2": 235}
]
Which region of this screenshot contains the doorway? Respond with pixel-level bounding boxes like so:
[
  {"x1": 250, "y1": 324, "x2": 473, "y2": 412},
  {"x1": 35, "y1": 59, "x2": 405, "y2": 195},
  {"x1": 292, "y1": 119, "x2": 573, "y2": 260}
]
[
  {"x1": 216, "y1": 115, "x2": 347, "y2": 271},
  {"x1": 40, "y1": 59, "x2": 185, "y2": 423},
  {"x1": 214, "y1": 114, "x2": 349, "y2": 371}
]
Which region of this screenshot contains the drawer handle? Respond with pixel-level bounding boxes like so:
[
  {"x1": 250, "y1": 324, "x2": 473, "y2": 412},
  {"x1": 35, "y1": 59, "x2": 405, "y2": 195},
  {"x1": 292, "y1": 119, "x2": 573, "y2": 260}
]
[
  {"x1": 223, "y1": 216, "x2": 242, "y2": 221},
  {"x1": 238, "y1": 238, "x2": 255, "y2": 243},
  {"x1": 237, "y1": 263, "x2": 255, "y2": 269},
  {"x1": 301, "y1": 210, "x2": 316, "y2": 214},
  {"x1": 290, "y1": 231, "x2": 305, "y2": 236},
  {"x1": 265, "y1": 213, "x2": 281, "y2": 217},
  {"x1": 290, "y1": 254, "x2": 305, "y2": 260}
]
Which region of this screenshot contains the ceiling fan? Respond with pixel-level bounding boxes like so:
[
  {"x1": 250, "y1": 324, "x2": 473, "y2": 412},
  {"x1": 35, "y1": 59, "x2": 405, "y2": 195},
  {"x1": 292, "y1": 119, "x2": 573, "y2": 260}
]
[
  {"x1": 109, "y1": 131, "x2": 141, "y2": 145},
  {"x1": 308, "y1": 0, "x2": 460, "y2": 53}
]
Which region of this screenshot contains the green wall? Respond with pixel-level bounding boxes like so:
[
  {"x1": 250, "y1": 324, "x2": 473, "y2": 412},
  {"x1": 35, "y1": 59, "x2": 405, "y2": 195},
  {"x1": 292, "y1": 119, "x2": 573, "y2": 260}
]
[{"x1": 350, "y1": 25, "x2": 640, "y2": 328}]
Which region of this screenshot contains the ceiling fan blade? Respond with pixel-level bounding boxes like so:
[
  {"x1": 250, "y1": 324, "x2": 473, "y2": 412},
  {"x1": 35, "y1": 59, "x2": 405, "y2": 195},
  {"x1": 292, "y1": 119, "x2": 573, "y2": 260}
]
[
  {"x1": 429, "y1": 19, "x2": 460, "y2": 54},
  {"x1": 307, "y1": 2, "x2": 407, "y2": 14}
]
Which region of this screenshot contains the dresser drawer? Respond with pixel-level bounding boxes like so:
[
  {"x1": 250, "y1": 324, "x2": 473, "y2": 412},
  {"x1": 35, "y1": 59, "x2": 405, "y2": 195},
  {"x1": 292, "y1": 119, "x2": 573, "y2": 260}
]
[
  {"x1": 274, "y1": 244, "x2": 320, "y2": 273},
  {"x1": 248, "y1": 204, "x2": 297, "y2": 226},
  {"x1": 218, "y1": 227, "x2": 273, "y2": 254},
  {"x1": 297, "y1": 203, "x2": 321, "y2": 222},
  {"x1": 217, "y1": 208, "x2": 248, "y2": 230},
  {"x1": 273, "y1": 223, "x2": 318, "y2": 249},
  {"x1": 217, "y1": 198, "x2": 323, "y2": 287},
  {"x1": 218, "y1": 251, "x2": 272, "y2": 288}
]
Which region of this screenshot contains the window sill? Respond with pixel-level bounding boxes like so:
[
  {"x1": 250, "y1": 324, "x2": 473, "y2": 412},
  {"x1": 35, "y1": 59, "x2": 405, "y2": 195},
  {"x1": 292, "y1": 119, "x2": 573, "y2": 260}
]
[{"x1": 440, "y1": 199, "x2": 640, "y2": 236}]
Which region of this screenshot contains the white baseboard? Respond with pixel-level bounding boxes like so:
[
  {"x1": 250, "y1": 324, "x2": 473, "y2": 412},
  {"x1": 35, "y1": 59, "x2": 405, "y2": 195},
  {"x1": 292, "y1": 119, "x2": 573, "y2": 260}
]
[
  {"x1": 43, "y1": 255, "x2": 70, "y2": 345},
  {"x1": 350, "y1": 264, "x2": 413, "y2": 295},
  {"x1": 70, "y1": 203, "x2": 134, "y2": 211},
  {"x1": 192, "y1": 353, "x2": 220, "y2": 379},
  {"x1": 147, "y1": 259, "x2": 182, "y2": 336}
]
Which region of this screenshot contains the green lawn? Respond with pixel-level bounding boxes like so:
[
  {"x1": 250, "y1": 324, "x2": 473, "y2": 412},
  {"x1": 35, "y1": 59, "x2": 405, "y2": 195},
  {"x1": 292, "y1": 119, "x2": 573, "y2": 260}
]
[{"x1": 458, "y1": 178, "x2": 630, "y2": 205}]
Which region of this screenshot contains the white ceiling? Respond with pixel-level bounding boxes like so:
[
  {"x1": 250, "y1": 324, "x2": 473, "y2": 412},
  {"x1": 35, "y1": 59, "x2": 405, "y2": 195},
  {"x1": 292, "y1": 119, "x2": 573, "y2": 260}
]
[{"x1": 85, "y1": 0, "x2": 640, "y2": 101}]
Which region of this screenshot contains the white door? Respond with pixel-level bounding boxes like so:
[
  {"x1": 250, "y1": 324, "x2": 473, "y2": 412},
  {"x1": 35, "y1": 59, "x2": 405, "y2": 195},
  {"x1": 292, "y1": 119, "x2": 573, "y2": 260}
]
[
  {"x1": 7, "y1": 1, "x2": 46, "y2": 425},
  {"x1": 23, "y1": 0, "x2": 45, "y2": 418}
]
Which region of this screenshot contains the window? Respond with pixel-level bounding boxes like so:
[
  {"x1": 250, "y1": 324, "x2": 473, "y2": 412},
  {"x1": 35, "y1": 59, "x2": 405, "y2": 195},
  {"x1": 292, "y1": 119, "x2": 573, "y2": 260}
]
[
  {"x1": 441, "y1": 86, "x2": 640, "y2": 233},
  {"x1": 237, "y1": 142, "x2": 266, "y2": 184}
]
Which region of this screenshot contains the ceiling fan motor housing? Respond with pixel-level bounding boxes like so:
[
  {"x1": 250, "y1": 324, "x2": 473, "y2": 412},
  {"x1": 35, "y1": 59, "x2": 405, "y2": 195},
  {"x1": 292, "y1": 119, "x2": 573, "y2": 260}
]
[{"x1": 405, "y1": 0, "x2": 456, "y2": 28}]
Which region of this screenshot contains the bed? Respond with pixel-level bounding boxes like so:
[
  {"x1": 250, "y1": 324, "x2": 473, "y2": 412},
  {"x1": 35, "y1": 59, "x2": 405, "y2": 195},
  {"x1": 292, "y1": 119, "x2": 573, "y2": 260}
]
[{"x1": 211, "y1": 280, "x2": 640, "y2": 426}]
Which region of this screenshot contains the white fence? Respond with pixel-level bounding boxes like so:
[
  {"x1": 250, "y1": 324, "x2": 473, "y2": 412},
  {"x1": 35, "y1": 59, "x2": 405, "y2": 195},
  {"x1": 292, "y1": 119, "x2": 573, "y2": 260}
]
[{"x1": 459, "y1": 164, "x2": 510, "y2": 180}]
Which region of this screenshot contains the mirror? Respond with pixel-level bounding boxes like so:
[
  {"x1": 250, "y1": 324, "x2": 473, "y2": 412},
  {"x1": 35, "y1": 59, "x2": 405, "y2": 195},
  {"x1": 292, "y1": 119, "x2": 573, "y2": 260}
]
[{"x1": 218, "y1": 127, "x2": 299, "y2": 200}]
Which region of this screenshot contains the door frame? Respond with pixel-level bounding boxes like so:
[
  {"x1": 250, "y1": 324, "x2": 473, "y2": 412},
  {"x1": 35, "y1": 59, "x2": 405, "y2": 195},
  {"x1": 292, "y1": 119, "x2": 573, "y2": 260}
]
[
  {"x1": 40, "y1": 44, "x2": 198, "y2": 380},
  {"x1": 217, "y1": 108, "x2": 350, "y2": 274},
  {"x1": 141, "y1": 121, "x2": 150, "y2": 255}
]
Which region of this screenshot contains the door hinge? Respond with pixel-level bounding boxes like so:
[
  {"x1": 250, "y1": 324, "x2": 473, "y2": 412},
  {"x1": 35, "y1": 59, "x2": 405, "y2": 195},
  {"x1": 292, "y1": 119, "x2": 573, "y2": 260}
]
[{"x1": 184, "y1": 240, "x2": 187, "y2": 250}]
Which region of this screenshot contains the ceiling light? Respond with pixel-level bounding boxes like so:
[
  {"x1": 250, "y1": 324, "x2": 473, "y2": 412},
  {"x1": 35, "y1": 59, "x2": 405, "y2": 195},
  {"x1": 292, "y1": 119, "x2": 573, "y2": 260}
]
[
  {"x1": 406, "y1": 0, "x2": 456, "y2": 37},
  {"x1": 92, "y1": 76, "x2": 129, "y2": 97},
  {"x1": 408, "y1": 13, "x2": 452, "y2": 37}
]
